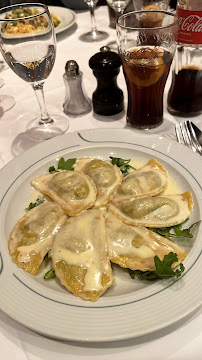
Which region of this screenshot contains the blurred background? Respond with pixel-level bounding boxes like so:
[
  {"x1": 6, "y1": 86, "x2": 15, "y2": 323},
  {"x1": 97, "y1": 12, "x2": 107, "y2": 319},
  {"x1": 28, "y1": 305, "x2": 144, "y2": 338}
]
[{"x1": 0, "y1": 1, "x2": 177, "y2": 10}]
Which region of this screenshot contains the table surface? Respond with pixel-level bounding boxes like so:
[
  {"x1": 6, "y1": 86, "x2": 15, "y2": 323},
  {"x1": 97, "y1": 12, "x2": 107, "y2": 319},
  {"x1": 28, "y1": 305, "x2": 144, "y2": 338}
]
[{"x1": 0, "y1": 5, "x2": 201, "y2": 360}]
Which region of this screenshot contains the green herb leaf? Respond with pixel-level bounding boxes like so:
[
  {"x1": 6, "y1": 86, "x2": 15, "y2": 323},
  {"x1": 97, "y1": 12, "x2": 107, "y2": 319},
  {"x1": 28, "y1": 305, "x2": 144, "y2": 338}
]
[
  {"x1": 48, "y1": 157, "x2": 76, "y2": 173},
  {"x1": 129, "y1": 252, "x2": 185, "y2": 280},
  {"x1": 44, "y1": 268, "x2": 55, "y2": 279},
  {"x1": 58, "y1": 157, "x2": 76, "y2": 171},
  {"x1": 25, "y1": 196, "x2": 45, "y2": 211},
  {"x1": 49, "y1": 165, "x2": 58, "y2": 173},
  {"x1": 128, "y1": 268, "x2": 135, "y2": 279},
  {"x1": 110, "y1": 156, "x2": 136, "y2": 177},
  {"x1": 150, "y1": 220, "x2": 200, "y2": 238},
  {"x1": 49, "y1": 157, "x2": 76, "y2": 172}
]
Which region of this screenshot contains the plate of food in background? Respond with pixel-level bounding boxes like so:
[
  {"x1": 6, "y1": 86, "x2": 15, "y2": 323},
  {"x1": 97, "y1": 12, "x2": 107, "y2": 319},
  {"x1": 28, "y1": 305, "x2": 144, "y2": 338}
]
[{"x1": 0, "y1": 5, "x2": 76, "y2": 37}]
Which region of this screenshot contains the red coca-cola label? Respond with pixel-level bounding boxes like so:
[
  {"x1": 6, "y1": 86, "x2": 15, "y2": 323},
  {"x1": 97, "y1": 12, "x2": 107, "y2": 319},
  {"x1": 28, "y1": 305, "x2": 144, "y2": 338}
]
[{"x1": 177, "y1": 8, "x2": 202, "y2": 44}]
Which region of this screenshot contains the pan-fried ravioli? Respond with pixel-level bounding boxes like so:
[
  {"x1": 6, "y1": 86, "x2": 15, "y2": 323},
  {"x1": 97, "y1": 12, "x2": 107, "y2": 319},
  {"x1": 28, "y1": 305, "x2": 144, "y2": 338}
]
[
  {"x1": 112, "y1": 159, "x2": 168, "y2": 203},
  {"x1": 105, "y1": 213, "x2": 187, "y2": 271},
  {"x1": 109, "y1": 192, "x2": 193, "y2": 227},
  {"x1": 74, "y1": 158, "x2": 122, "y2": 208},
  {"x1": 30, "y1": 170, "x2": 97, "y2": 216},
  {"x1": 8, "y1": 202, "x2": 67, "y2": 275},
  {"x1": 52, "y1": 210, "x2": 113, "y2": 301}
]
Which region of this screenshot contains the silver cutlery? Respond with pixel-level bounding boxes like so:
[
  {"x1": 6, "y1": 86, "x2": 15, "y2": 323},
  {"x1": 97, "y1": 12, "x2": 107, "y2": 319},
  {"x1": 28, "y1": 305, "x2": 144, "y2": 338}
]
[
  {"x1": 175, "y1": 120, "x2": 202, "y2": 156},
  {"x1": 190, "y1": 122, "x2": 202, "y2": 146}
]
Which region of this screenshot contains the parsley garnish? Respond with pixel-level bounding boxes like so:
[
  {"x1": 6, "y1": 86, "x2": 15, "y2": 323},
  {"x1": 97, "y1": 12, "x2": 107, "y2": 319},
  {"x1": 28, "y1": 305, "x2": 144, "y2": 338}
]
[
  {"x1": 25, "y1": 196, "x2": 45, "y2": 211},
  {"x1": 44, "y1": 268, "x2": 55, "y2": 279},
  {"x1": 49, "y1": 157, "x2": 76, "y2": 173},
  {"x1": 49, "y1": 165, "x2": 58, "y2": 173},
  {"x1": 110, "y1": 156, "x2": 136, "y2": 176},
  {"x1": 129, "y1": 252, "x2": 185, "y2": 280},
  {"x1": 150, "y1": 220, "x2": 200, "y2": 239}
]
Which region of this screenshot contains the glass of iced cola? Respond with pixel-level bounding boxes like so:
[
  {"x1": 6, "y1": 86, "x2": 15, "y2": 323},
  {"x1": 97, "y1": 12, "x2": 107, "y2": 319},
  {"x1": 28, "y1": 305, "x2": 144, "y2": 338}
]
[{"x1": 117, "y1": 10, "x2": 178, "y2": 129}]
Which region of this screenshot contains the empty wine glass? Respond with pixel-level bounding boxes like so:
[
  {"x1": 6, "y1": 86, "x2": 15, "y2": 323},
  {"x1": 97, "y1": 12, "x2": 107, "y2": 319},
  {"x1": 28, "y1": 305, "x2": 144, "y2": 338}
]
[
  {"x1": 0, "y1": 61, "x2": 15, "y2": 112},
  {"x1": 80, "y1": 0, "x2": 108, "y2": 42},
  {"x1": 0, "y1": 63, "x2": 4, "y2": 88},
  {"x1": 0, "y1": 3, "x2": 69, "y2": 140},
  {"x1": 106, "y1": 0, "x2": 131, "y2": 50},
  {"x1": 107, "y1": 0, "x2": 131, "y2": 19}
]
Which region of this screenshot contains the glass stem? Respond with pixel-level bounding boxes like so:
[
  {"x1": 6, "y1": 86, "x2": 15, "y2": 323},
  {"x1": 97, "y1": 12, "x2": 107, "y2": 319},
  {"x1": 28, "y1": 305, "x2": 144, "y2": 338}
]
[
  {"x1": 115, "y1": 9, "x2": 124, "y2": 21},
  {"x1": 89, "y1": 5, "x2": 97, "y2": 33},
  {"x1": 32, "y1": 83, "x2": 52, "y2": 125}
]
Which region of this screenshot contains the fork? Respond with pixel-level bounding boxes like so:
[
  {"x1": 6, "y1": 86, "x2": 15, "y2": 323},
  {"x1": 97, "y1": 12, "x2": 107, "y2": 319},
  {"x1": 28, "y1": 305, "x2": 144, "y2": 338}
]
[{"x1": 175, "y1": 121, "x2": 202, "y2": 156}]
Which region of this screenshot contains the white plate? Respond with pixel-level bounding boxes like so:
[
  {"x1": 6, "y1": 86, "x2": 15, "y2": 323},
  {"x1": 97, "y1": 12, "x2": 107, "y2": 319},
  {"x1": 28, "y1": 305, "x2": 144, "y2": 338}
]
[
  {"x1": 0, "y1": 6, "x2": 76, "y2": 38},
  {"x1": 48, "y1": 6, "x2": 76, "y2": 35},
  {"x1": 0, "y1": 129, "x2": 201, "y2": 342}
]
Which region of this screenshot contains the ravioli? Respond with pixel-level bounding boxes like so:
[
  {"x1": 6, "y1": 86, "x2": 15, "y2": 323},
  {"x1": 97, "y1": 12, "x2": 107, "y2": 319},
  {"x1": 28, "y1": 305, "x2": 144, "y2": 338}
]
[
  {"x1": 8, "y1": 202, "x2": 67, "y2": 275},
  {"x1": 30, "y1": 170, "x2": 97, "y2": 216},
  {"x1": 109, "y1": 192, "x2": 193, "y2": 227},
  {"x1": 105, "y1": 213, "x2": 187, "y2": 271},
  {"x1": 74, "y1": 158, "x2": 122, "y2": 208},
  {"x1": 52, "y1": 209, "x2": 113, "y2": 301},
  {"x1": 112, "y1": 159, "x2": 168, "y2": 203}
]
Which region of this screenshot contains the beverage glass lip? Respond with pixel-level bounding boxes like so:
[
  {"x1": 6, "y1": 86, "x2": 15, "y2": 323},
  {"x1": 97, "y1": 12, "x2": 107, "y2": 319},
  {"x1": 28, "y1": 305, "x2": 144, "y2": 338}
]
[
  {"x1": 117, "y1": 10, "x2": 179, "y2": 31},
  {"x1": 0, "y1": 3, "x2": 47, "y2": 21}
]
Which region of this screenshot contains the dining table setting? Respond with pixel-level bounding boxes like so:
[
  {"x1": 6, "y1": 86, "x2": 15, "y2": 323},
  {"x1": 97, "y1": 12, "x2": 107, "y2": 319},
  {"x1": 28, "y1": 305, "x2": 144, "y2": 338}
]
[{"x1": 0, "y1": 1, "x2": 201, "y2": 359}]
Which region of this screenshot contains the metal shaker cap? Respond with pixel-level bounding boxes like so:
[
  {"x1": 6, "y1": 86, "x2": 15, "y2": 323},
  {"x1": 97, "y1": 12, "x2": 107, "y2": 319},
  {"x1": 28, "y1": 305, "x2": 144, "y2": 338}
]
[{"x1": 65, "y1": 60, "x2": 79, "y2": 76}]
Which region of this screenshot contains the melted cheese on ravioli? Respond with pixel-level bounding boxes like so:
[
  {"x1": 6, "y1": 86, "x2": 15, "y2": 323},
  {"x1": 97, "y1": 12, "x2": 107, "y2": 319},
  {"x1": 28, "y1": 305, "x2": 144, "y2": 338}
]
[
  {"x1": 30, "y1": 170, "x2": 97, "y2": 216},
  {"x1": 8, "y1": 202, "x2": 67, "y2": 275},
  {"x1": 105, "y1": 213, "x2": 187, "y2": 271},
  {"x1": 74, "y1": 158, "x2": 122, "y2": 208},
  {"x1": 113, "y1": 159, "x2": 168, "y2": 203},
  {"x1": 52, "y1": 209, "x2": 113, "y2": 301},
  {"x1": 109, "y1": 192, "x2": 193, "y2": 227}
]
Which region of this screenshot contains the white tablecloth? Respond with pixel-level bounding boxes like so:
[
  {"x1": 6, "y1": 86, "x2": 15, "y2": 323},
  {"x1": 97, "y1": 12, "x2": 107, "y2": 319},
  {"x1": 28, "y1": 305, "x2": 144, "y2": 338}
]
[{"x1": 0, "y1": 5, "x2": 201, "y2": 359}]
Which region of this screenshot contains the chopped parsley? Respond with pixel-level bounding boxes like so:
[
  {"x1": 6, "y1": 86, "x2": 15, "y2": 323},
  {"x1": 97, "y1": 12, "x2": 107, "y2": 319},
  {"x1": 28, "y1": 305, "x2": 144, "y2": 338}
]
[
  {"x1": 44, "y1": 268, "x2": 55, "y2": 279},
  {"x1": 25, "y1": 196, "x2": 45, "y2": 211},
  {"x1": 110, "y1": 156, "x2": 136, "y2": 176}
]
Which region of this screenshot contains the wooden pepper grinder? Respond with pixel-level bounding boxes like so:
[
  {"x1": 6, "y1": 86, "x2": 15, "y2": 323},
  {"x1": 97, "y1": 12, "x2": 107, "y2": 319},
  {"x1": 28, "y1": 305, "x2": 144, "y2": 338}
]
[{"x1": 89, "y1": 46, "x2": 124, "y2": 116}]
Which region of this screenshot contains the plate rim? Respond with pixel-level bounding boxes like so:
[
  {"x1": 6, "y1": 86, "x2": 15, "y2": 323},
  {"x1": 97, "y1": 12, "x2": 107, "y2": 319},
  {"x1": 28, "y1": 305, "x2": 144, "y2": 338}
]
[
  {"x1": 48, "y1": 5, "x2": 77, "y2": 34},
  {"x1": 0, "y1": 128, "x2": 201, "y2": 342}
]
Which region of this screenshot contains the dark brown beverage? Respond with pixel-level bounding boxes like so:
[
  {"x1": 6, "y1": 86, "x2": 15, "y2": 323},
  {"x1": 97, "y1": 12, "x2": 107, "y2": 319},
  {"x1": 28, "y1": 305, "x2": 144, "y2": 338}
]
[
  {"x1": 122, "y1": 47, "x2": 172, "y2": 129},
  {"x1": 167, "y1": 66, "x2": 202, "y2": 117}
]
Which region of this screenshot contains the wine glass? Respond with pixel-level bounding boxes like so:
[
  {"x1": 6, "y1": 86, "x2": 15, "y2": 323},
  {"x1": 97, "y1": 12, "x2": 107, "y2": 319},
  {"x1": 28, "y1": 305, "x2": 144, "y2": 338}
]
[
  {"x1": 80, "y1": 0, "x2": 108, "y2": 42},
  {"x1": 0, "y1": 3, "x2": 69, "y2": 141},
  {"x1": 0, "y1": 63, "x2": 4, "y2": 88},
  {"x1": 106, "y1": 0, "x2": 131, "y2": 50},
  {"x1": 107, "y1": 0, "x2": 131, "y2": 20},
  {"x1": 0, "y1": 61, "x2": 16, "y2": 112}
]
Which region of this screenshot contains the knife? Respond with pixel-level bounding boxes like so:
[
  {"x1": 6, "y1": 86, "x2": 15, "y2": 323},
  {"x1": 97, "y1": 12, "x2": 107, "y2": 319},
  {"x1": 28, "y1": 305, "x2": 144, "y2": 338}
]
[
  {"x1": 187, "y1": 121, "x2": 202, "y2": 155},
  {"x1": 190, "y1": 122, "x2": 202, "y2": 146}
]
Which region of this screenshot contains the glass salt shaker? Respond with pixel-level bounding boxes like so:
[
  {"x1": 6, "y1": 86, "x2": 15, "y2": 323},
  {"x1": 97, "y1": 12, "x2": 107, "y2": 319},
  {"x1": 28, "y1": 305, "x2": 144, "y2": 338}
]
[{"x1": 63, "y1": 60, "x2": 91, "y2": 116}]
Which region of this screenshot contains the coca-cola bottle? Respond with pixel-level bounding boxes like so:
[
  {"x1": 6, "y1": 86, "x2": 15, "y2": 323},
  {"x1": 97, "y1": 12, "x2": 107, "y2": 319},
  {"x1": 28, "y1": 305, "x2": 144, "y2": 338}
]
[{"x1": 167, "y1": 0, "x2": 202, "y2": 117}]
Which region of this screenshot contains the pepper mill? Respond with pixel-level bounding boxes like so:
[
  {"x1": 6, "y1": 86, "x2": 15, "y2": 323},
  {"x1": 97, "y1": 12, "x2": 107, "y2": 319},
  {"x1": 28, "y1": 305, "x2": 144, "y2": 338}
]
[
  {"x1": 63, "y1": 60, "x2": 91, "y2": 116},
  {"x1": 89, "y1": 46, "x2": 124, "y2": 116}
]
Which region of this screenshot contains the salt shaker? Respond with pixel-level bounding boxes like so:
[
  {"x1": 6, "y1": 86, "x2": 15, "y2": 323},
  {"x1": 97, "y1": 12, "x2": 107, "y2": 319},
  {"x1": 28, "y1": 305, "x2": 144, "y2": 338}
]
[
  {"x1": 89, "y1": 46, "x2": 124, "y2": 116},
  {"x1": 63, "y1": 60, "x2": 91, "y2": 116}
]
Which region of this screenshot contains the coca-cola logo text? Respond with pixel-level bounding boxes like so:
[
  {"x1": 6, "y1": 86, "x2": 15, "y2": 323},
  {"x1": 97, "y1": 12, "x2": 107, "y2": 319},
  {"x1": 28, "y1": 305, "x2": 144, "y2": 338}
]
[
  {"x1": 177, "y1": 8, "x2": 202, "y2": 44},
  {"x1": 178, "y1": 15, "x2": 202, "y2": 33}
]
